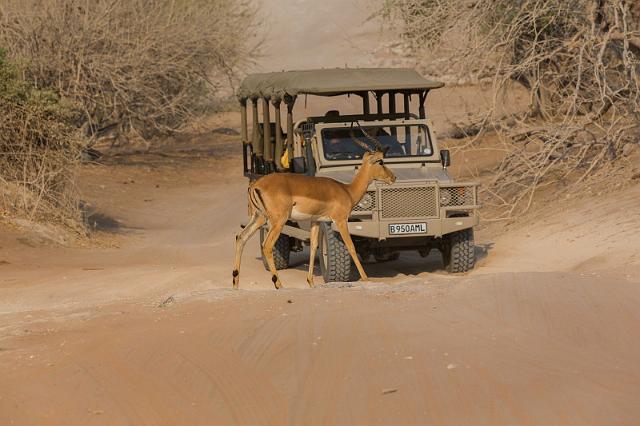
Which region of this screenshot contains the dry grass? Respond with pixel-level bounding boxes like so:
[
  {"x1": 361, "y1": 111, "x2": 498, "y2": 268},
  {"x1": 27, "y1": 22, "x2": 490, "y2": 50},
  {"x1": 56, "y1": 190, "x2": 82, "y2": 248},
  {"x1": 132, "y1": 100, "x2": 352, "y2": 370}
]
[
  {"x1": 382, "y1": 0, "x2": 640, "y2": 219},
  {"x1": 0, "y1": 0, "x2": 258, "y2": 231},
  {"x1": 0, "y1": 0, "x2": 259, "y2": 143}
]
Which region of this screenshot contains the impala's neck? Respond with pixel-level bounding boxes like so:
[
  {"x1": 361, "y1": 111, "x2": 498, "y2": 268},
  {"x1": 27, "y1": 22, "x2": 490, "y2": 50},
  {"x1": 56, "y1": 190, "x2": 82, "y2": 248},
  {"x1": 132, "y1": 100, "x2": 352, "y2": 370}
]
[{"x1": 345, "y1": 164, "x2": 372, "y2": 207}]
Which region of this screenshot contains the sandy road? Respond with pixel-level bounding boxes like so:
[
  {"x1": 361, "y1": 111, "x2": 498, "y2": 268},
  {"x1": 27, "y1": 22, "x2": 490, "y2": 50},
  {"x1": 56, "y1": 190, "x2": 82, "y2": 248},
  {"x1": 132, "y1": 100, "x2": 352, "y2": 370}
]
[{"x1": 2, "y1": 271, "x2": 639, "y2": 425}]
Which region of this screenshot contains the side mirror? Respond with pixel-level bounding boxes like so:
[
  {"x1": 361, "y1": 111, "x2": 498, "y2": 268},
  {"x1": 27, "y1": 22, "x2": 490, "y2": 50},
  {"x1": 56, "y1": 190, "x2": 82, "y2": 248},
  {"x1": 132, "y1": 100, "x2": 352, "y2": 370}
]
[{"x1": 440, "y1": 149, "x2": 451, "y2": 169}]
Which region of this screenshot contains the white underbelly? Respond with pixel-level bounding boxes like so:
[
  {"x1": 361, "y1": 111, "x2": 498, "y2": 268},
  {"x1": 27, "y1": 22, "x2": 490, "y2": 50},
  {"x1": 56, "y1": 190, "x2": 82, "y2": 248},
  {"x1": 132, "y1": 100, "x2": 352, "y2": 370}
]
[{"x1": 290, "y1": 206, "x2": 331, "y2": 222}]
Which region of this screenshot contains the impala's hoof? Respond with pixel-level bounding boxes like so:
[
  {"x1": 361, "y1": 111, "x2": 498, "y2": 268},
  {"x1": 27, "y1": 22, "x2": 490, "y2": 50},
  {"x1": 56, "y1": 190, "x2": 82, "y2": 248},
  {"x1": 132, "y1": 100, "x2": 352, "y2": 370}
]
[
  {"x1": 272, "y1": 274, "x2": 283, "y2": 289},
  {"x1": 232, "y1": 270, "x2": 239, "y2": 289}
]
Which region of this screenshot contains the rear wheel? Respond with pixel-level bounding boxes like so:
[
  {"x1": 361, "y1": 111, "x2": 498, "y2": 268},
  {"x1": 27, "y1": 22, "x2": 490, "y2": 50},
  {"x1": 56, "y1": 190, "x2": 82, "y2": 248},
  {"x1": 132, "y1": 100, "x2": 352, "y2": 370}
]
[
  {"x1": 441, "y1": 228, "x2": 476, "y2": 273},
  {"x1": 260, "y1": 227, "x2": 290, "y2": 270},
  {"x1": 319, "y1": 222, "x2": 352, "y2": 282}
]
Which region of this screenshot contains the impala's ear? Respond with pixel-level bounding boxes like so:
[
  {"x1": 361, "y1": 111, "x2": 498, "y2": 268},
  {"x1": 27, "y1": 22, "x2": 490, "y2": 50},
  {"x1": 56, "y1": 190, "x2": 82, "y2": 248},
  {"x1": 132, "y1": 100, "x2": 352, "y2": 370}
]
[
  {"x1": 364, "y1": 151, "x2": 375, "y2": 164},
  {"x1": 382, "y1": 145, "x2": 390, "y2": 155}
]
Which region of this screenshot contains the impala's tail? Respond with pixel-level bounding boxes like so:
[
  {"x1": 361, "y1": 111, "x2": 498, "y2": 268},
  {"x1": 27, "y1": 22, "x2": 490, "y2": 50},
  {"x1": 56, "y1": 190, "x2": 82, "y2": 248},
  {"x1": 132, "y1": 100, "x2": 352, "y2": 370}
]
[{"x1": 247, "y1": 182, "x2": 267, "y2": 217}]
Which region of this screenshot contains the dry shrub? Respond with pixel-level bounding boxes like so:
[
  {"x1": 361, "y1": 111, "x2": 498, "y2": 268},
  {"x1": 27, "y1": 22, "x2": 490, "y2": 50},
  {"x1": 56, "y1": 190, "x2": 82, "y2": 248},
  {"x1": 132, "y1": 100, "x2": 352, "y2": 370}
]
[
  {"x1": 0, "y1": 49, "x2": 82, "y2": 228},
  {"x1": 0, "y1": 0, "x2": 258, "y2": 143},
  {"x1": 0, "y1": 0, "x2": 257, "y2": 231},
  {"x1": 383, "y1": 0, "x2": 640, "y2": 218}
]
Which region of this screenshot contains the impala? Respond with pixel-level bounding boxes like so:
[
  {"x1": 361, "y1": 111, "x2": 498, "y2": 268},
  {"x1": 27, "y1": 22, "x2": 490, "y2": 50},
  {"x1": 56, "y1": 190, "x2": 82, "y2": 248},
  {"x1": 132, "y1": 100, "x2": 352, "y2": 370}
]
[{"x1": 232, "y1": 148, "x2": 396, "y2": 289}]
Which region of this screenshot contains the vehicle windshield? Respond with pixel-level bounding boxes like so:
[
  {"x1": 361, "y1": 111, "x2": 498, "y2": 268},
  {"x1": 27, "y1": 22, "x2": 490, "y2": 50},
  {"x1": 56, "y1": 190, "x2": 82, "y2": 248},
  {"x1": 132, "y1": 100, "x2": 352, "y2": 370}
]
[{"x1": 321, "y1": 124, "x2": 433, "y2": 161}]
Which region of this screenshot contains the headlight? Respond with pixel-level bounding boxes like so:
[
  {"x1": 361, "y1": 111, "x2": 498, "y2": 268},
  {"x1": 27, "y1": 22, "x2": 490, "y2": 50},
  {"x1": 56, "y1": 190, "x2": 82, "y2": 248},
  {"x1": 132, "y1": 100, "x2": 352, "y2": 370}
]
[
  {"x1": 440, "y1": 189, "x2": 452, "y2": 206},
  {"x1": 357, "y1": 192, "x2": 373, "y2": 210}
]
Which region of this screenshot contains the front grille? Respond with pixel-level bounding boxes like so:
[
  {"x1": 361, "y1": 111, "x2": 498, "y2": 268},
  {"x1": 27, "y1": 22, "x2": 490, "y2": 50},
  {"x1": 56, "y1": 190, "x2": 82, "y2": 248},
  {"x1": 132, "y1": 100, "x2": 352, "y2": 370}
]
[
  {"x1": 380, "y1": 187, "x2": 438, "y2": 218},
  {"x1": 353, "y1": 190, "x2": 377, "y2": 212},
  {"x1": 440, "y1": 187, "x2": 475, "y2": 206}
]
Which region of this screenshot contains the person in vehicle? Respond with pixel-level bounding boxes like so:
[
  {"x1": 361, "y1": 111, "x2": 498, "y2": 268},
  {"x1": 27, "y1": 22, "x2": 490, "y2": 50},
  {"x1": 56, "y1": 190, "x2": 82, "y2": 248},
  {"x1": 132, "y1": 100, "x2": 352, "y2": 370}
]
[
  {"x1": 323, "y1": 126, "x2": 405, "y2": 159},
  {"x1": 324, "y1": 128, "x2": 363, "y2": 159}
]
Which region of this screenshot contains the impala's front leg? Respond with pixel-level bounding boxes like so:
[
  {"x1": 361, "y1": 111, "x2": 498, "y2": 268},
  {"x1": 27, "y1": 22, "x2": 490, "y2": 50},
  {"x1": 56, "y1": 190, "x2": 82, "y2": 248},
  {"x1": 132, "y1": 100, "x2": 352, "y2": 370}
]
[
  {"x1": 334, "y1": 220, "x2": 368, "y2": 281},
  {"x1": 261, "y1": 218, "x2": 287, "y2": 289},
  {"x1": 232, "y1": 213, "x2": 265, "y2": 288},
  {"x1": 306, "y1": 222, "x2": 320, "y2": 288}
]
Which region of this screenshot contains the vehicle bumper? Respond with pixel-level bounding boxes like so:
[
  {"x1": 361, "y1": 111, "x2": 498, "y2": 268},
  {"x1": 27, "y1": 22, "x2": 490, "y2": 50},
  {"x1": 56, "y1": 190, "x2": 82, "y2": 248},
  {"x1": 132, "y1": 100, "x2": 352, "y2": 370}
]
[{"x1": 334, "y1": 210, "x2": 479, "y2": 239}]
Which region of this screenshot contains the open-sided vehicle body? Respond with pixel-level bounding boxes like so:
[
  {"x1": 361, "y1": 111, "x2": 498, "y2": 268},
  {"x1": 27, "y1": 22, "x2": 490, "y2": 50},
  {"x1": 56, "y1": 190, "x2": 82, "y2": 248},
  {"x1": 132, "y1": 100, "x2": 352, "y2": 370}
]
[{"x1": 237, "y1": 68, "x2": 479, "y2": 282}]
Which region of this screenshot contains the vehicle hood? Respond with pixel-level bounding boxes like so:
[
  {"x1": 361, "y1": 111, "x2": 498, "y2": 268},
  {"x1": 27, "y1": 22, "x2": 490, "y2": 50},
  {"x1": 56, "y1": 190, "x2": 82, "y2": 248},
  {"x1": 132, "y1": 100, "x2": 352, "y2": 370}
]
[{"x1": 318, "y1": 166, "x2": 452, "y2": 184}]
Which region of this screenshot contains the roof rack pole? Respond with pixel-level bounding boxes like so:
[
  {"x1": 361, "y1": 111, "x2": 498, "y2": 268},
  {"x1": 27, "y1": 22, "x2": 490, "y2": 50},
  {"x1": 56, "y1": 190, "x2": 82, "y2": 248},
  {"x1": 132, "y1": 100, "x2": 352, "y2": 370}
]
[
  {"x1": 388, "y1": 91, "x2": 396, "y2": 114},
  {"x1": 251, "y1": 98, "x2": 263, "y2": 157},
  {"x1": 272, "y1": 98, "x2": 284, "y2": 171},
  {"x1": 389, "y1": 91, "x2": 397, "y2": 137},
  {"x1": 403, "y1": 92, "x2": 412, "y2": 154},
  {"x1": 262, "y1": 97, "x2": 273, "y2": 169},
  {"x1": 362, "y1": 92, "x2": 370, "y2": 117},
  {"x1": 285, "y1": 95, "x2": 299, "y2": 160},
  {"x1": 403, "y1": 92, "x2": 410, "y2": 118},
  {"x1": 240, "y1": 98, "x2": 248, "y2": 173},
  {"x1": 240, "y1": 98, "x2": 248, "y2": 143},
  {"x1": 419, "y1": 91, "x2": 427, "y2": 118},
  {"x1": 376, "y1": 91, "x2": 383, "y2": 115}
]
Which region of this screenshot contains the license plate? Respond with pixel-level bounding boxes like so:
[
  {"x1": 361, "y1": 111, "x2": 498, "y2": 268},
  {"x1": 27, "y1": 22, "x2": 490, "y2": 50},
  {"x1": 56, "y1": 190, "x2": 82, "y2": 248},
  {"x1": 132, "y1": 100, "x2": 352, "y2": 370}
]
[{"x1": 388, "y1": 223, "x2": 427, "y2": 235}]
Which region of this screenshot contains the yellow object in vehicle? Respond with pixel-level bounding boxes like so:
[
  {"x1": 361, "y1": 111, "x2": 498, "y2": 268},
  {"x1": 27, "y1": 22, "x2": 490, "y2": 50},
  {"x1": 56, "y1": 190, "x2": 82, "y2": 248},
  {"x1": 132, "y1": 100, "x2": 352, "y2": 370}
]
[{"x1": 280, "y1": 147, "x2": 290, "y2": 169}]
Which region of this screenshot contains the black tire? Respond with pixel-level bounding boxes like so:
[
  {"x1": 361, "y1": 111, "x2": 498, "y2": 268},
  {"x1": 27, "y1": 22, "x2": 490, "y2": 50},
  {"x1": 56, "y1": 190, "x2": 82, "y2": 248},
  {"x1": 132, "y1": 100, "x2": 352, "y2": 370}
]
[
  {"x1": 319, "y1": 222, "x2": 352, "y2": 282},
  {"x1": 260, "y1": 227, "x2": 290, "y2": 270},
  {"x1": 441, "y1": 228, "x2": 476, "y2": 273}
]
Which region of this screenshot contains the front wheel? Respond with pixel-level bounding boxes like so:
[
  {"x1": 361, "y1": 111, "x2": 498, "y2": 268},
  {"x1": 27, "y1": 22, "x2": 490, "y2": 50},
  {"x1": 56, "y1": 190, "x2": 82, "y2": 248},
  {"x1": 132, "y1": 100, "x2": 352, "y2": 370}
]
[
  {"x1": 441, "y1": 228, "x2": 476, "y2": 273},
  {"x1": 319, "y1": 222, "x2": 352, "y2": 283}
]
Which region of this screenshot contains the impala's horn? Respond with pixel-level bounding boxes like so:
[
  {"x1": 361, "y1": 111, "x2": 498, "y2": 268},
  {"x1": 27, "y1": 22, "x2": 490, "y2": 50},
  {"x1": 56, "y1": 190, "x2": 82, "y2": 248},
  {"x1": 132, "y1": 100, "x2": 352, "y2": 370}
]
[{"x1": 349, "y1": 125, "x2": 375, "y2": 152}]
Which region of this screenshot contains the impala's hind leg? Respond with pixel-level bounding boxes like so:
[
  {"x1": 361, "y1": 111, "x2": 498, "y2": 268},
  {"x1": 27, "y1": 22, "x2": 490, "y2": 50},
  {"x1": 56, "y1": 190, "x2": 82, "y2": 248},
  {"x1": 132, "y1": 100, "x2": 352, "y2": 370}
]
[
  {"x1": 306, "y1": 222, "x2": 320, "y2": 288},
  {"x1": 233, "y1": 212, "x2": 266, "y2": 288},
  {"x1": 261, "y1": 217, "x2": 287, "y2": 289}
]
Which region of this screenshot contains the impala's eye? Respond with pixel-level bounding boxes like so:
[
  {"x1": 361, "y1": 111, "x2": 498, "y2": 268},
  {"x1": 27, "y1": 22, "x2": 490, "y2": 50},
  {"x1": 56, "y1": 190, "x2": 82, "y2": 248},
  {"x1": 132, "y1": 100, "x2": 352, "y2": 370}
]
[{"x1": 376, "y1": 159, "x2": 384, "y2": 165}]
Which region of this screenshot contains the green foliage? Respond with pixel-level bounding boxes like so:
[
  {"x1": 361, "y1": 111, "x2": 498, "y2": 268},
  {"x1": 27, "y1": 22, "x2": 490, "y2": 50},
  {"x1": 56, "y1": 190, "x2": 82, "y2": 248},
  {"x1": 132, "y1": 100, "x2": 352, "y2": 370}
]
[{"x1": 0, "y1": 47, "x2": 23, "y2": 100}]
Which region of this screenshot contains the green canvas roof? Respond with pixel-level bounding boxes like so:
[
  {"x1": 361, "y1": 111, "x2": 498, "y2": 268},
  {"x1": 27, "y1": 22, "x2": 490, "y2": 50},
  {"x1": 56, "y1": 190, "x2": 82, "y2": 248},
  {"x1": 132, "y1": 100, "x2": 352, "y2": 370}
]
[{"x1": 237, "y1": 68, "x2": 444, "y2": 100}]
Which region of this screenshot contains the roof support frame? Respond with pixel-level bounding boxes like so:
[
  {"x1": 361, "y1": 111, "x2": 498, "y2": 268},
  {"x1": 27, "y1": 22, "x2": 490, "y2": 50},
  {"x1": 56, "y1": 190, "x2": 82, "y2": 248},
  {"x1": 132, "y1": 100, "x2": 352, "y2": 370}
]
[
  {"x1": 419, "y1": 90, "x2": 428, "y2": 119},
  {"x1": 272, "y1": 98, "x2": 284, "y2": 171},
  {"x1": 360, "y1": 91, "x2": 370, "y2": 116},
  {"x1": 375, "y1": 91, "x2": 384, "y2": 114},
  {"x1": 240, "y1": 98, "x2": 248, "y2": 173},
  {"x1": 262, "y1": 98, "x2": 272, "y2": 168},
  {"x1": 388, "y1": 91, "x2": 397, "y2": 137},
  {"x1": 403, "y1": 92, "x2": 411, "y2": 119},
  {"x1": 251, "y1": 98, "x2": 262, "y2": 157}
]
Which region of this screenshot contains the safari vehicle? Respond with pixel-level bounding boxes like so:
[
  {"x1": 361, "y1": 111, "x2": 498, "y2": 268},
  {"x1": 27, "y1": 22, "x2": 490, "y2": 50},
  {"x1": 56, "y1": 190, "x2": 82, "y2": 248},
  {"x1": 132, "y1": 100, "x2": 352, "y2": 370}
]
[{"x1": 237, "y1": 68, "x2": 479, "y2": 282}]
